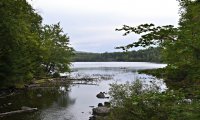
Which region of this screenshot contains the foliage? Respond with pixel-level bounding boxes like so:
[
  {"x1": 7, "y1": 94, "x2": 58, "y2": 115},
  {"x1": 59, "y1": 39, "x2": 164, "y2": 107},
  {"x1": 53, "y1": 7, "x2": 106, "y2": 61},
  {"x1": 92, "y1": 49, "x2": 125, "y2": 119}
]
[
  {"x1": 116, "y1": 24, "x2": 178, "y2": 49},
  {"x1": 52, "y1": 72, "x2": 60, "y2": 78},
  {"x1": 139, "y1": 68, "x2": 166, "y2": 79},
  {"x1": 0, "y1": 0, "x2": 42, "y2": 87},
  {"x1": 108, "y1": 81, "x2": 200, "y2": 120},
  {"x1": 0, "y1": 0, "x2": 73, "y2": 88},
  {"x1": 40, "y1": 23, "x2": 74, "y2": 75},
  {"x1": 109, "y1": 0, "x2": 200, "y2": 119},
  {"x1": 116, "y1": 0, "x2": 200, "y2": 83},
  {"x1": 73, "y1": 47, "x2": 162, "y2": 62}
]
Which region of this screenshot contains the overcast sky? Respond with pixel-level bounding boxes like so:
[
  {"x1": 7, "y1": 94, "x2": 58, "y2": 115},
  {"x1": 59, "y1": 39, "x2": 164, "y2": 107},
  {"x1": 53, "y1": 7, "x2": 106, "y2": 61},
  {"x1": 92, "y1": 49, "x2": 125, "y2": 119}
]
[{"x1": 28, "y1": 0, "x2": 180, "y2": 53}]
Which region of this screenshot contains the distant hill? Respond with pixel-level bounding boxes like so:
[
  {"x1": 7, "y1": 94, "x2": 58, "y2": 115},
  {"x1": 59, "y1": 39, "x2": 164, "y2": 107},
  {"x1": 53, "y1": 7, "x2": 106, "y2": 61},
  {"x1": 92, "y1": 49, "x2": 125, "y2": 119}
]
[{"x1": 72, "y1": 47, "x2": 162, "y2": 63}]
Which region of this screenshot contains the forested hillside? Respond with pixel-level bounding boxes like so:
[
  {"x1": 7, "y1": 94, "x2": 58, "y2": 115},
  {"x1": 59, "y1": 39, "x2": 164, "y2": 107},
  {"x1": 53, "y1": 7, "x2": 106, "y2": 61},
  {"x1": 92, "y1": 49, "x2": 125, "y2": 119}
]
[{"x1": 73, "y1": 47, "x2": 161, "y2": 62}]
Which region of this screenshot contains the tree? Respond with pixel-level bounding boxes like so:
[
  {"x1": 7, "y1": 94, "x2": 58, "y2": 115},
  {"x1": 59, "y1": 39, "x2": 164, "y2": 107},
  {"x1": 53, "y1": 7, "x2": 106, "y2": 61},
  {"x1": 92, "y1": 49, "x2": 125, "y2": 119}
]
[
  {"x1": 0, "y1": 0, "x2": 74, "y2": 88},
  {"x1": 0, "y1": 0, "x2": 42, "y2": 87},
  {"x1": 116, "y1": 0, "x2": 200, "y2": 83},
  {"x1": 40, "y1": 23, "x2": 74, "y2": 75},
  {"x1": 109, "y1": 1, "x2": 200, "y2": 119}
]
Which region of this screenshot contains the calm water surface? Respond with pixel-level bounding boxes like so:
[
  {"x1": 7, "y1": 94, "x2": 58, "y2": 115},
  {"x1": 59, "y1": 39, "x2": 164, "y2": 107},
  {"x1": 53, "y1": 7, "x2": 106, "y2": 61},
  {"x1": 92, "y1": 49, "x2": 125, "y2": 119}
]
[{"x1": 1, "y1": 62, "x2": 166, "y2": 120}]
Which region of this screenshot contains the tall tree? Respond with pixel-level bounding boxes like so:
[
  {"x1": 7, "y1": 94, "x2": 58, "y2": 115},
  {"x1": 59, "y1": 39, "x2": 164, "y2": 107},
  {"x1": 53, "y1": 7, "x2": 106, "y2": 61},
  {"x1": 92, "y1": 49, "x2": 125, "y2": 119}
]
[
  {"x1": 0, "y1": 0, "x2": 74, "y2": 87},
  {"x1": 0, "y1": 0, "x2": 42, "y2": 87},
  {"x1": 116, "y1": 0, "x2": 200, "y2": 82}
]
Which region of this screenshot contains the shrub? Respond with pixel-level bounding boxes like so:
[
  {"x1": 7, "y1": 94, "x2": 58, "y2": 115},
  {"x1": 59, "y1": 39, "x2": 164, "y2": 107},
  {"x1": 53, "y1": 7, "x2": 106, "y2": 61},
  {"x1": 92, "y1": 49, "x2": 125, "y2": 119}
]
[
  {"x1": 52, "y1": 72, "x2": 60, "y2": 78},
  {"x1": 108, "y1": 80, "x2": 200, "y2": 120}
]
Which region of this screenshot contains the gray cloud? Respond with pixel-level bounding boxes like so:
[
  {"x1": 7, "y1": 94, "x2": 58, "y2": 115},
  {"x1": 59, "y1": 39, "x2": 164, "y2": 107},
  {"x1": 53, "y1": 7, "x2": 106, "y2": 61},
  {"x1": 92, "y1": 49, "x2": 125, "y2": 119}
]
[{"x1": 29, "y1": 0, "x2": 180, "y2": 52}]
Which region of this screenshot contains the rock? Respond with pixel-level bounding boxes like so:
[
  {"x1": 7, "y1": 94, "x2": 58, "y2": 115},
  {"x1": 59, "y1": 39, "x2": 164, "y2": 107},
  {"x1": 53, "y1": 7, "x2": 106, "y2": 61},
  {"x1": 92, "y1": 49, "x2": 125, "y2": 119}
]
[
  {"x1": 89, "y1": 115, "x2": 109, "y2": 120},
  {"x1": 89, "y1": 106, "x2": 95, "y2": 108},
  {"x1": 98, "y1": 103, "x2": 103, "y2": 107},
  {"x1": 96, "y1": 92, "x2": 105, "y2": 98},
  {"x1": 37, "y1": 94, "x2": 42, "y2": 97},
  {"x1": 89, "y1": 116, "x2": 95, "y2": 120},
  {"x1": 89, "y1": 115, "x2": 102, "y2": 120},
  {"x1": 92, "y1": 107, "x2": 110, "y2": 116}
]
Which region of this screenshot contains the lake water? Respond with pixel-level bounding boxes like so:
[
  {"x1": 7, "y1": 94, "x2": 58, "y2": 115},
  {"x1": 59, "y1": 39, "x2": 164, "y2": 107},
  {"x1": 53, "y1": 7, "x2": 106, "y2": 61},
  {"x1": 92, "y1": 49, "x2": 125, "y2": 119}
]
[{"x1": 0, "y1": 62, "x2": 166, "y2": 120}]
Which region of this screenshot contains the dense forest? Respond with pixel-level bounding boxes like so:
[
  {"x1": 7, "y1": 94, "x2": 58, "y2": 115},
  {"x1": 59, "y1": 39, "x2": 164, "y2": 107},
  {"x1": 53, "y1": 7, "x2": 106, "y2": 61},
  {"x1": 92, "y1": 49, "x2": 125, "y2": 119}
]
[
  {"x1": 73, "y1": 47, "x2": 161, "y2": 62},
  {"x1": 0, "y1": 0, "x2": 74, "y2": 88}
]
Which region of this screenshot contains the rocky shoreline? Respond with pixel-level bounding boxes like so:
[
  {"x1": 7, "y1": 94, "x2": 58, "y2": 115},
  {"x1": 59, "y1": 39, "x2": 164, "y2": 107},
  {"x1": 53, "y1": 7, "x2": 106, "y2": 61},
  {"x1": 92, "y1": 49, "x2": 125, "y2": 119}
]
[{"x1": 89, "y1": 92, "x2": 111, "y2": 120}]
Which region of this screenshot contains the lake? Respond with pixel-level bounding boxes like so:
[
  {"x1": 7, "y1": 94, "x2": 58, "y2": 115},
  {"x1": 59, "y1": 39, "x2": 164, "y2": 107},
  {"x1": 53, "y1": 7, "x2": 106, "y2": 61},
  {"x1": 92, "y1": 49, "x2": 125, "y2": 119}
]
[{"x1": 0, "y1": 62, "x2": 166, "y2": 120}]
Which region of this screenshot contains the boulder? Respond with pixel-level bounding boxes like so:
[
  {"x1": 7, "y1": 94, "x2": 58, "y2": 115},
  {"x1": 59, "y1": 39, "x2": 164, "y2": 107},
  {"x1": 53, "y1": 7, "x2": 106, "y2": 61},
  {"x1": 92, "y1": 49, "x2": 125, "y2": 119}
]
[
  {"x1": 89, "y1": 115, "x2": 108, "y2": 120},
  {"x1": 96, "y1": 92, "x2": 105, "y2": 98},
  {"x1": 98, "y1": 103, "x2": 103, "y2": 107},
  {"x1": 92, "y1": 107, "x2": 110, "y2": 116},
  {"x1": 89, "y1": 116, "x2": 95, "y2": 120}
]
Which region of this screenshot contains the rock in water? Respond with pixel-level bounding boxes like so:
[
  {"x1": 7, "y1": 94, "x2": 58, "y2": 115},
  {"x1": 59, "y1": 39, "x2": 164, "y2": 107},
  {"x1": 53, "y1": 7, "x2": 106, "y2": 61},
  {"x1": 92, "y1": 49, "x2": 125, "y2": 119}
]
[
  {"x1": 89, "y1": 115, "x2": 108, "y2": 120},
  {"x1": 92, "y1": 107, "x2": 110, "y2": 116},
  {"x1": 96, "y1": 92, "x2": 105, "y2": 98},
  {"x1": 98, "y1": 103, "x2": 103, "y2": 107}
]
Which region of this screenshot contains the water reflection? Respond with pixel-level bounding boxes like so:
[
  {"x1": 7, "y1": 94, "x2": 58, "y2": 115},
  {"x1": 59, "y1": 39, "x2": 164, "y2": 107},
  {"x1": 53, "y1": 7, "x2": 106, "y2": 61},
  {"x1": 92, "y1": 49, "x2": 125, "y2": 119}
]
[
  {"x1": 0, "y1": 86, "x2": 76, "y2": 120},
  {"x1": 0, "y1": 62, "x2": 166, "y2": 120}
]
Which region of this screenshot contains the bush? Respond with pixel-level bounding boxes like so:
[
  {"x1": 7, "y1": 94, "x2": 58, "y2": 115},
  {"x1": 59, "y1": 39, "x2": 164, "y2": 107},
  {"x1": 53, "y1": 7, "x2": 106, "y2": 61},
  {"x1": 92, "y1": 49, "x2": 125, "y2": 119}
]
[
  {"x1": 52, "y1": 72, "x2": 60, "y2": 78},
  {"x1": 108, "y1": 80, "x2": 200, "y2": 120}
]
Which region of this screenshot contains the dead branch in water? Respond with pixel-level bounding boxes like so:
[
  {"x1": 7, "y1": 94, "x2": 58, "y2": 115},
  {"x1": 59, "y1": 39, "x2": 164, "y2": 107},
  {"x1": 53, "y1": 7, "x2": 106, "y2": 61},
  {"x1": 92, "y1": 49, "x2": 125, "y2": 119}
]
[{"x1": 0, "y1": 107, "x2": 38, "y2": 117}]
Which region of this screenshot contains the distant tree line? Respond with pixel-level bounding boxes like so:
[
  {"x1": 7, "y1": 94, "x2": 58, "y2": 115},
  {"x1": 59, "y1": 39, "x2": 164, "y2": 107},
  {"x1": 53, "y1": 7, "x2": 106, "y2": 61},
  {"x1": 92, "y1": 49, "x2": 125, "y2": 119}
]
[{"x1": 72, "y1": 47, "x2": 161, "y2": 62}]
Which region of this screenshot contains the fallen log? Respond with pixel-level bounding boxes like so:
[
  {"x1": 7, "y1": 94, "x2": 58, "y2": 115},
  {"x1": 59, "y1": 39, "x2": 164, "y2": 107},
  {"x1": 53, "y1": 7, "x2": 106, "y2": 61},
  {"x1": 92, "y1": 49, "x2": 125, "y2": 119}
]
[
  {"x1": 0, "y1": 92, "x2": 14, "y2": 99},
  {"x1": 0, "y1": 107, "x2": 38, "y2": 117},
  {"x1": 72, "y1": 82, "x2": 97, "y2": 85}
]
